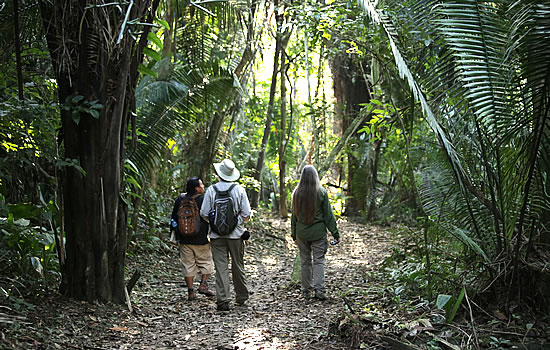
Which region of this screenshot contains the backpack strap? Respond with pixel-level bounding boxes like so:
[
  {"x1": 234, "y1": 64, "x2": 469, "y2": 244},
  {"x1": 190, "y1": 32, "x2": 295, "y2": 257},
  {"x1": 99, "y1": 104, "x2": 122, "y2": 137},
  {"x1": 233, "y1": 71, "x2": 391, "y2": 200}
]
[{"x1": 213, "y1": 184, "x2": 236, "y2": 194}]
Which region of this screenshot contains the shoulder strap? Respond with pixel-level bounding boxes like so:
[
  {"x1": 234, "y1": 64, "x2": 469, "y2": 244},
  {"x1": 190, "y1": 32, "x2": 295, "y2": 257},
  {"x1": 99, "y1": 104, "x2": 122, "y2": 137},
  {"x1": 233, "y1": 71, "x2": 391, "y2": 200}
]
[
  {"x1": 191, "y1": 193, "x2": 200, "y2": 199},
  {"x1": 213, "y1": 184, "x2": 219, "y2": 194},
  {"x1": 228, "y1": 184, "x2": 237, "y2": 192}
]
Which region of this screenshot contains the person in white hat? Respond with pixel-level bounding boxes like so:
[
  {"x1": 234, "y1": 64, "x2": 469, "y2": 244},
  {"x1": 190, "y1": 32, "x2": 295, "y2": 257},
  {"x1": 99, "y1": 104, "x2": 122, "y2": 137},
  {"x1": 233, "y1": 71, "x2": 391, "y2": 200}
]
[{"x1": 200, "y1": 159, "x2": 251, "y2": 311}]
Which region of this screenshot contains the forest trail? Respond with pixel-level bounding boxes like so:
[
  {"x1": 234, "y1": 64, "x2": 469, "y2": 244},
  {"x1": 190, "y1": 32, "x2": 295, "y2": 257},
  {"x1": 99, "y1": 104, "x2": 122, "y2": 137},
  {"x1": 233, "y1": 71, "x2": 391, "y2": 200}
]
[{"x1": 5, "y1": 218, "x2": 394, "y2": 349}]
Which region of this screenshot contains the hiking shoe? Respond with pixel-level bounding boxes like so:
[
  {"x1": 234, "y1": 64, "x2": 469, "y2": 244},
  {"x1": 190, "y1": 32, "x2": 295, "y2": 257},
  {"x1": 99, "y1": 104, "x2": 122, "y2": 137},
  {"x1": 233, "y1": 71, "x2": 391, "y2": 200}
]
[
  {"x1": 198, "y1": 282, "x2": 216, "y2": 297},
  {"x1": 303, "y1": 290, "x2": 313, "y2": 300},
  {"x1": 217, "y1": 302, "x2": 230, "y2": 311},
  {"x1": 314, "y1": 291, "x2": 327, "y2": 301},
  {"x1": 187, "y1": 289, "x2": 197, "y2": 301}
]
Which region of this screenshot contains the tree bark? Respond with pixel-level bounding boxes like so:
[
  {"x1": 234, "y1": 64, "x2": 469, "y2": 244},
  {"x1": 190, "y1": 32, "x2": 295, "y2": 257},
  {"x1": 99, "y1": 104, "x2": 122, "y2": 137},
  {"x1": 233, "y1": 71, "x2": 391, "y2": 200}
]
[
  {"x1": 13, "y1": 0, "x2": 23, "y2": 100},
  {"x1": 40, "y1": 0, "x2": 159, "y2": 302},
  {"x1": 278, "y1": 47, "x2": 288, "y2": 218},
  {"x1": 250, "y1": 5, "x2": 282, "y2": 208},
  {"x1": 330, "y1": 55, "x2": 372, "y2": 215}
]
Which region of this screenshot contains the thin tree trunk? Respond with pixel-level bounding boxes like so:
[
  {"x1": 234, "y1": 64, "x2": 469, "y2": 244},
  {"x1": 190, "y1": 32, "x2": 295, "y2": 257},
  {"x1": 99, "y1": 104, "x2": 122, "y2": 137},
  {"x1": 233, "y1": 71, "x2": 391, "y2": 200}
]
[
  {"x1": 13, "y1": 0, "x2": 23, "y2": 100},
  {"x1": 278, "y1": 47, "x2": 288, "y2": 218},
  {"x1": 201, "y1": 112, "x2": 226, "y2": 180},
  {"x1": 250, "y1": 5, "x2": 282, "y2": 208}
]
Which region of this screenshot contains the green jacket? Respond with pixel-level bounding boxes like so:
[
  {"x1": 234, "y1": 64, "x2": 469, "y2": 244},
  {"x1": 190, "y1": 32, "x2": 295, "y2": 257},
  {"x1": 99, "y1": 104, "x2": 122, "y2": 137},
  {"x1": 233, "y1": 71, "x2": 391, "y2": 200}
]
[{"x1": 291, "y1": 187, "x2": 339, "y2": 242}]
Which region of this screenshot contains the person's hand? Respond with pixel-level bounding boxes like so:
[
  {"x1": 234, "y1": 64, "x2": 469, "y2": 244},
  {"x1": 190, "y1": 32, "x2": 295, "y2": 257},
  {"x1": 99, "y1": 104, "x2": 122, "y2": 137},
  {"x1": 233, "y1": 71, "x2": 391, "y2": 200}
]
[{"x1": 330, "y1": 239, "x2": 339, "y2": 246}]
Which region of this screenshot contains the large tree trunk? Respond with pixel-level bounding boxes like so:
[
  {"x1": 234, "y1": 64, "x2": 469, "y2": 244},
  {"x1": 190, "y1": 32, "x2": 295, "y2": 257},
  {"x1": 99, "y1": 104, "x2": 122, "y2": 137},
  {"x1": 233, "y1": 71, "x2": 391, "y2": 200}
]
[
  {"x1": 40, "y1": 0, "x2": 159, "y2": 302},
  {"x1": 331, "y1": 55, "x2": 372, "y2": 216}
]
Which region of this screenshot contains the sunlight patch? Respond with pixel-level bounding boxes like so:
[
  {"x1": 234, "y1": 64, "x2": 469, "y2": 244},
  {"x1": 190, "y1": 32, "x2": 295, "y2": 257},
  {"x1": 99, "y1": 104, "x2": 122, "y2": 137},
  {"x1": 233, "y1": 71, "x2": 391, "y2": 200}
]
[{"x1": 261, "y1": 257, "x2": 278, "y2": 265}]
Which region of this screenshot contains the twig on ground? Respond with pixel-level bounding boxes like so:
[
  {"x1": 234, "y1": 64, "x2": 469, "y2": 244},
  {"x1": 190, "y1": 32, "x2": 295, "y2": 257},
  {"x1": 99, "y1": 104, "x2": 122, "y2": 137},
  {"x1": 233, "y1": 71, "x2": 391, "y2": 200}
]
[
  {"x1": 150, "y1": 280, "x2": 185, "y2": 285},
  {"x1": 124, "y1": 287, "x2": 133, "y2": 313},
  {"x1": 463, "y1": 288, "x2": 479, "y2": 349},
  {"x1": 342, "y1": 297, "x2": 356, "y2": 314}
]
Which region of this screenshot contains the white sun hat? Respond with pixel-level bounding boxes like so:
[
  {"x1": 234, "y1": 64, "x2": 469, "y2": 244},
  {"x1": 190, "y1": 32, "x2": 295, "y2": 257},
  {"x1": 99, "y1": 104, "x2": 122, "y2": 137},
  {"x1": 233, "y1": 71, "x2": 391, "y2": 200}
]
[{"x1": 213, "y1": 159, "x2": 240, "y2": 182}]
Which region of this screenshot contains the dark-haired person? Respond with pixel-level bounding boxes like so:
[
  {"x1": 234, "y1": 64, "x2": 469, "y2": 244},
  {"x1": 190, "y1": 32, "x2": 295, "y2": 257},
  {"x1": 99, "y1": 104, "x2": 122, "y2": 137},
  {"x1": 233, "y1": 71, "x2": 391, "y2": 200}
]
[
  {"x1": 170, "y1": 177, "x2": 215, "y2": 301},
  {"x1": 291, "y1": 165, "x2": 340, "y2": 301}
]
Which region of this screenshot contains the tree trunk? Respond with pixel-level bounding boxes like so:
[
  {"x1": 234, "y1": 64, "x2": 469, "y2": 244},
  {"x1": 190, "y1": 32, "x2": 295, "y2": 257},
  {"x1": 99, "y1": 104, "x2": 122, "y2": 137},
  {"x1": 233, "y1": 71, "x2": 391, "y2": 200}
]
[
  {"x1": 250, "y1": 8, "x2": 282, "y2": 208},
  {"x1": 278, "y1": 48, "x2": 288, "y2": 218},
  {"x1": 200, "y1": 112, "x2": 225, "y2": 181},
  {"x1": 40, "y1": 0, "x2": 159, "y2": 302},
  {"x1": 330, "y1": 55, "x2": 372, "y2": 215},
  {"x1": 13, "y1": 0, "x2": 23, "y2": 100}
]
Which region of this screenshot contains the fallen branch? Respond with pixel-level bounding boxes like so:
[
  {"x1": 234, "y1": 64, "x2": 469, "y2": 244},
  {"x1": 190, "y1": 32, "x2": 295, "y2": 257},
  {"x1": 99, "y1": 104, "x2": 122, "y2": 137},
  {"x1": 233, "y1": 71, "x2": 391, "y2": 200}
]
[
  {"x1": 380, "y1": 336, "x2": 420, "y2": 350},
  {"x1": 126, "y1": 270, "x2": 141, "y2": 294}
]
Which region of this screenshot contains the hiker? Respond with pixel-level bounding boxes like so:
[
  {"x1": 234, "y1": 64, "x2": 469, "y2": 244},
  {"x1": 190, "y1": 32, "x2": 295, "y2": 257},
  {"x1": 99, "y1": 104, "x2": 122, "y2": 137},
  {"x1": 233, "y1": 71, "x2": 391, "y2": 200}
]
[
  {"x1": 170, "y1": 177, "x2": 216, "y2": 301},
  {"x1": 200, "y1": 159, "x2": 251, "y2": 311},
  {"x1": 291, "y1": 165, "x2": 340, "y2": 301}
]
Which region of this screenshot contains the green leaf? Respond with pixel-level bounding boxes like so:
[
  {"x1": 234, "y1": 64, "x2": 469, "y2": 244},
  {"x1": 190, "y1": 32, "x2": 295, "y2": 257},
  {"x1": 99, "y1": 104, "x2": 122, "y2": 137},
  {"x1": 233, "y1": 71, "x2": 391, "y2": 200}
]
[
  {"x1": 436, "y1": 294, "x2": 452, "y2": 310},
  {"x1": 71, "y1": 95, "x2": 84, "y2": 103},
  {"x1": 370, "y1": 99, "x2": 383, "y2": 106},
  {"x1": 89, "y1": 109, "x2": 100, "y2": 119},
  {"x1": 156, "y1": 19, "x2": 170, "y2": 29},
  {"x1": 7, "y1": 203, "x2": 42, "y2": 219},
  {"x1": 126, "y1": 175, "x2": 142, "y2": 190},
  {"x1": 447, "y1": 287, "x2": 465, "y2": 323},
  {"x1": 143, "y1": 47, "x2": 161, "y2": 62},
  {"x1": 72, "y1": 112, "x2": 81, "y2": 125},
  {"x1": 147, "y1": 32, "x2": 163, "y2": 49},
  {"x1": 169, "y1": 164, "x2": 186, "y2": 173},
  {"x1": 138, "y1": 64, "x2": 158, "y2": 78}
]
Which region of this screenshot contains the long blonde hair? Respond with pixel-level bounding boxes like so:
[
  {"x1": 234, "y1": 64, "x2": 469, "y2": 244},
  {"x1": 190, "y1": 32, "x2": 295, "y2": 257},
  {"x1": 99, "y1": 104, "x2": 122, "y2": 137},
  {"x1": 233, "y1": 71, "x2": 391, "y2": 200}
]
[{"x1": 292, "y1": 165, "x2": 321, "y2": 225}]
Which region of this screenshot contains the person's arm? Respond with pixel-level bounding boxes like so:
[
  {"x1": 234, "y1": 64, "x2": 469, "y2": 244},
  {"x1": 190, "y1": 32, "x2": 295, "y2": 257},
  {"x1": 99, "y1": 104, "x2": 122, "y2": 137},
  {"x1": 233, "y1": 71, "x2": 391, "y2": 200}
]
[
  {"x1": 170, "y1": 195, "x2": 181, "y2": 232},
  {"x1": 238, "y1": 185, "x2": 251, "y2": 224},
  {"x1": 200, "y1": 187, "x2": 213, "y2": 221},
  {"x1": 322, "y1": 190, "x2": 339, "y2": 240}
]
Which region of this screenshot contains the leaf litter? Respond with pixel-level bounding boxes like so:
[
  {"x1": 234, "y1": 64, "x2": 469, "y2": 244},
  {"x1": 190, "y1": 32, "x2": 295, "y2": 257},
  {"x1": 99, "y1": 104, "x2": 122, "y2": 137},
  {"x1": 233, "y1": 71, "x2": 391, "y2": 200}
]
[{"x1": 4, "y1": 217, "x2": 545, "y2": 349}]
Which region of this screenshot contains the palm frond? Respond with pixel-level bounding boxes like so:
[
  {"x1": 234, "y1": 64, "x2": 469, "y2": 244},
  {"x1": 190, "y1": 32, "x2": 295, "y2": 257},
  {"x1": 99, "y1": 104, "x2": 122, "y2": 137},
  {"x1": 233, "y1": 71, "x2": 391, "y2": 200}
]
[{"x1": 128, "y1": 60, "x2": 237, "y2": 180}]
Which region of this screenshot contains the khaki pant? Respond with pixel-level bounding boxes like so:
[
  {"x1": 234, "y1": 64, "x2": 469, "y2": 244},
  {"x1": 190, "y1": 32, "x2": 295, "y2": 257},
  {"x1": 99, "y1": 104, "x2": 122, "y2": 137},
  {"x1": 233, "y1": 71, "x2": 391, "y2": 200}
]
[
  {"x1": 210, "y1": 238, "x2": 248, "y2": 306},
  {"x1": 179, "y1": 244, "x2": 214, "y2": 278},
  {"x1": 296, "y1": 236, "x2": 328, "y2": 293}
]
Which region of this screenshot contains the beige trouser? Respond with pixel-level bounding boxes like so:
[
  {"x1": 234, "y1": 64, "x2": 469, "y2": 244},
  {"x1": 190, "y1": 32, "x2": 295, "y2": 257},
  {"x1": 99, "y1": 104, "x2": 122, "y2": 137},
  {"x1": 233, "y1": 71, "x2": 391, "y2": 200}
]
[
  {"x1": 296, "y1": 236, "x2": 328, "y2": 293},
  {"x1": 179, "y1": 244, "x2": 215, "y2": 278},
  {"x1": 210, "y1": 238, "x2": 248, "y2": 306}
]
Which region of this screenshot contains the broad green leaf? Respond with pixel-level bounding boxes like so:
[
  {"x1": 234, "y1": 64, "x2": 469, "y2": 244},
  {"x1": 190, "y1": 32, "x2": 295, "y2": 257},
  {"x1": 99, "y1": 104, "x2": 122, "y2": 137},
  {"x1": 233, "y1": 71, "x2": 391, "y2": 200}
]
[
  {"x1": 138, "y1": 64, "x2": 158, "y2": 78},
  {"x1": 143, "y1": 47, "x2": 161, "y2": 62},
  {"x1": 147, "y1": 32, "x2": 163, "y2": 49},
  {"x1": 156, "y1": 19, "x2": 169, "y2": 29},
  {"x1": 436, "y1": 294, "x2": 452, "y2": 310}
]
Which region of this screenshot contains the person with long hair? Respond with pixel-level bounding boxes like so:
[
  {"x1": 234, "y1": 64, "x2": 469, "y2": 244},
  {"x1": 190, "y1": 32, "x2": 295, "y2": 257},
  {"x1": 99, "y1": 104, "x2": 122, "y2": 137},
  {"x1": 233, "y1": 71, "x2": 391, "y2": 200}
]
[{"x1": 291, "y1": 165, "x2": 340, "y2": 300}]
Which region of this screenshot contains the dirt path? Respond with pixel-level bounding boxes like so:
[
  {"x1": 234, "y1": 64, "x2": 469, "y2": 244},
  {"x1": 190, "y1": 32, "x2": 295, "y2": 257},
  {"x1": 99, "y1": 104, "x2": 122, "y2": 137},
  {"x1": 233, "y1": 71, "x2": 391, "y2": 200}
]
[{"x1": 2, "y1": 218, "x2": 394, "y2": 349}]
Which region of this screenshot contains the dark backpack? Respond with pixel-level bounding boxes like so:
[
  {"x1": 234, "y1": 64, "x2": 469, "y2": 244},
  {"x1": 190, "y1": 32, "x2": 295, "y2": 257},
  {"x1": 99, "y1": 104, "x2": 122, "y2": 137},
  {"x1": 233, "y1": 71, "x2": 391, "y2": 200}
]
[
  {"x1": 177, "y1": 193, "x2": 201, "y2": 237},
  {"x1": 209, "y1": 184, "x2": 238, "y2": 235}
]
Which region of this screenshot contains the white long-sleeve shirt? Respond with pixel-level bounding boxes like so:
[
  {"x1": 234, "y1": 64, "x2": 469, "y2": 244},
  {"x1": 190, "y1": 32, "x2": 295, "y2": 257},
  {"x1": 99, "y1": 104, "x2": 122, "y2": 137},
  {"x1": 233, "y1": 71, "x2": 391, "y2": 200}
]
[{"x1": 200, "y1": 180, "x2": 251, "y2": 239}]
